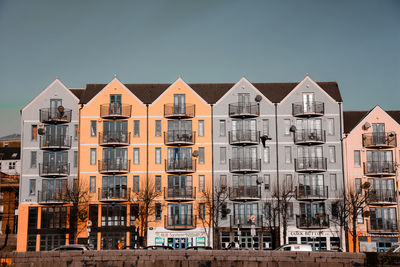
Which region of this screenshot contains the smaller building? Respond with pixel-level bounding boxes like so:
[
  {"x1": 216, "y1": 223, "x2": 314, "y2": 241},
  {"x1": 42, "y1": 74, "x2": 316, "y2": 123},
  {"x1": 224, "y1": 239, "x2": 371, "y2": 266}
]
[
  {"x1": 0, "y1": 147, "x2": 21, "y2": 176},
  {"x1": 0, "y1": 134, "x2": 21, "y2": 148},
  {"x1": 0, "y1": 172, "x2": 19, "y2": 235}
]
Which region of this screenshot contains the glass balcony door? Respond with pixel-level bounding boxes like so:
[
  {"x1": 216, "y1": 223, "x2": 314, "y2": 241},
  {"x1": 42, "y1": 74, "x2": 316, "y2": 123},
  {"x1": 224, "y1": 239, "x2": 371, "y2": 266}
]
[
  {"x1": 173, "y1": 94, "x2": 186, "y2": 114},
  {"x1": 50, "y1": 99, "x2": 62, "y2": 117},
  {"x1": 110, "y1": 94, "x2": 122, "y2": 115},
  {"x1": 366, "y1": 150, "x2": 393, "y2": 172},
  {"x1": 298, "y1": 174, "x2": 324, "y2": 195},
  {"x1": 297, "y1": 146, "x2": 323, "y2": 168},
  {"x1": 233, "y1": 175, "x2": 257, "y2": 187},
  {"x1": 167, "y1": 120, "x2": 192, "y2": 142},
  {"x1": 168, "y1": 203, "x2": 192, "y2": 225},
  {"x1": 103, "y1": 148, "x2": 128, "y2": 169},
  {"x1": 234, "y1": 203, "x2": 258, "y2": 224},
  {"x1": 44, "y1": 125, "x2": 68, "y2": 144},
  {"x1": 372, "y1": 123, "x2": 385, "y2": 144},
  {"x1": 302, "y1": 93, "x2": 314, "y2": 113},
  {"x1": 103, "y1": 121, "x2": 128, "y2": 142},
  {"x1": 102, "y1": 176, "x2": 127, "y2": 198},
  {"x1": 232, "y1": 119, "x2": 257, "y2": 141},
  {"x1": 300, "y1": 202, "x2": 326, "y2": 218},
  {"x1": 43, "y1": 151, "x2": 68, "y2": 167},
  {"x1": 168, "y1": 147, "x2": 192, "y2": 162},
  {"x1": 370, "y1": 207, "x2": 397, "y2": 230},
  {"x1": 296, "y1": 118, "x2": 321, "y2": 131},
  {"x1": 168, "y1": 175, "x2": 192, "y2": 197},
  {"x1": 42, "y1": 179, "x2": 67, "y2": 199}
]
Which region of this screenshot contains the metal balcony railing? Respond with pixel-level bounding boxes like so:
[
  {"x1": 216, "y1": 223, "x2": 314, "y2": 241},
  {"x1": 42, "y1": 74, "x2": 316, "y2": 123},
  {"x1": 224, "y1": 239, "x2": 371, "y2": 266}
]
[
  {"x1": 98, "y1": 187, "x2": 129, "y2": 201},
  {"x1": 39, "y1": 163, "x2": 70, "y2": 177},
  {"x1": 292, "y1": 102, "x2": 324, "y2": 117},
  {"x1": 99, "y1": 131, "x2": 130, "y2": 146},
  {"x1": 230, "y1": 214, "x2": 263, "y2": 228},
  {"x1": 98, "y1": 159, "x2": 130, "y2": 174},
  {"x1": 164, "y1": 130, "x2": 195, "y2": 146},
  {"x1": 164, "y1": 214, "x2": 197, "y2": 229},
  {"x1": 39, "y1": 108, "x2": 72, "y2": 124},
  {"x1": 39, "y1": 135, "x2": 72, "y2": 150},
  {"x1": 229, "y1": 186, "x2": 261, "y2": 200},
  {"x1": 295, "y1": 185, "x2": 328, "y2": 200},
  {"x1": 368, "y1": 219, "x2": 398, "y2": 233},
  {"x1": 228, "y1": 102, "x2": 259, "y2": 118},
  {"x1": 369, "y1": 189, "x2": 396, "y2": 204},
  {"x1": 38, "y1": 190, "x2": 69, "y2": 204},
  {"x1": 165, "y1": 159, "x2": 196, "y2": 173},
  {"x1": 100, "y1": 103, "x2": 132, "y2": 119},
  {"x1": 294, "y1": 129, "x2": 326, "y2": 145},
  {"x1": 294, "y1": 157, "x2": 327, "y2": 173},
  {"x1": 296, "y1": 215, "x2": 329, "y2": 229},
  {"x1": 363, "y1": 161, "x2": 395, "y2": 176},
  {"x1": 164, "y1": 186, "x2": 196, "y2": 201},
  {"x1": 362, "y1": 132, "x2": 397, "y2": 148},
  {"x1": 229, "y1": 158, "x2": 261, "y2": 173},
  {"x1": 229, "y1": 130, "x2": 260, "y2": 145},
  {"x1": 164, "y1": 103, "x2": 195, "y2": 118}
]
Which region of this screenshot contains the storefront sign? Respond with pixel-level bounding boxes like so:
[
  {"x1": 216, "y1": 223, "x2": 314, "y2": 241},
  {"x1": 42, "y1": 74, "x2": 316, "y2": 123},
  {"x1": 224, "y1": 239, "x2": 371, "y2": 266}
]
[
  {"x1": 155, "y1": 232, "x2": 206, "y2": 238},
  {"x1": 359, "y1": 242, "x2": 377, "y2": 252},
  {"x1": 155, "y1": 238, "x2": 165, "y2": 244},
  {"x1": 288, "y1": 231, "x2": 337, "y2": 237},
  {"x1": 197, "y1": 237, "x2": 205, "y2": 244}
]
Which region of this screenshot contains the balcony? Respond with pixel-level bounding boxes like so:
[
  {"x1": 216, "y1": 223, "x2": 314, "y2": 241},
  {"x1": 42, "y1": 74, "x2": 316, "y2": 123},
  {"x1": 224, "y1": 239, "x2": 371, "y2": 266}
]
[
  {"x1": 294, "y1": 129, "x2": 326, "y2": 145},
  {"x1": 368, "y1": 219, "x2": 398, "y2": 233},
  {"x1": 230, "y1": 214, "x2": 263, "y2": 228},
  {"x1": 363, "y1": 161, "x2": 395, "y2": 176},
  {"x1": 39, "y1": 135, "x2": 72, "y2": 150},
  {"x1": 39, "y1": 163, "x2": 70, "y2": 177},
  {"x1": 229, "y1": 130, "x2": 260, "y2": 146},
  {"x1": 98, "y1": 159, "x2": 130, "y2": 174},
  {"x1": 38, "y1": 190, "x2": 69, "y2": 204},
  {"x1": 369, "y1": 189, "x2": 396, "y2": 204},
  {"x1": 229, "y1": 158, "x2": 261, "y2": 173},
  {"x1": 100, "y1": 103, "x2": 131, "y2": 119},
  {"x1": 229, "y1": 186, "x2": 261, "y2": 201},
  {"x1": 164, "y1": 186, "x2": 196, "y2": 201},
  {"x1": 362, "y1": 132, "x2": 397, "y2": 148},
  {"x1": 164, "y1": 214, "x2": 197, "y2": 230},
  {"x1": 165, "y1": 159, "x2": 196, "y2": 174},
  {"x1": 164, "y1": 131, "x2": 195, "y2": 146},
  {"x1": 296, "y1": 215, "x2": 329, "y2": 229},
  {"x1": 99, "y1": 131, "x2": 130, "y2": 147},
  {"x1": 39, "y1": 107, "x2": 72, "y2": 124},
  {"x1": 294, "y1": 157, "x2": 327, "y2": 173},
  {"x1": 295, "y1": 185, "x2": 328, "y2": 200},
  {"x1": 292, "y1": 102, "x2": 324, "y2": 117},
  {"x1": 164, "y1": 103, "x2": 195, "y2": 119},
  {"x1": 228, "y1": 102, "x2": 259, "y2": 118},
  {"x1": 98, "y1": 187, "x2": 130, "y2": 202}
]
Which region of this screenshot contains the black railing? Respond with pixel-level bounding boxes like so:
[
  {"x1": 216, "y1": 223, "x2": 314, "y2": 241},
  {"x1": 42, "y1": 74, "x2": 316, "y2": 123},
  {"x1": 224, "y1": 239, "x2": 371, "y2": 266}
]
[
  {"x1": 164, "y1": 103, "x2": 195, "y2": 118},
  {"x1": 230, "y1": 214, "x2": 263, "y2": 227},
  {"x1": 39, "y1": 108, "x2": 72, "y2": 123},
  {"x1": 100, "y1": 103, "x2": 132, "y2": 118},
  {"x1": 295, "y1": 185, "x2": 328, "y2": 200},
  {"x1": 164, "y1": 130, "x2": 195, "y2": 145},
  {"x1": 369, "y1": 219, "x2": 398, "y2": 232},
  {"x1": 164, "y1": 214, "x2": 197, "y2": 229},
  {"x1": 229, "y1": 158, "x2": 261, "y2": 173},
  {"x1": 229, "y1": 186, "x2": 261, "y2": 200},
  {"x1": 165, "y1": 159, "x2": 196, "y2": 173},
  {"x1": 369, "y1": 189, "x2": 396, "y2": 203},
  {"x1": 294, "y1": 129, "x2": 326, "y2": 144},
  {"x1": 164, "y1": 186, "x2": 196, "y2": 200},
  {"x1": 362, "y1": 132, "x2": 397, "y2": 148},
  {"x1": 98, "y1": 159, "x2": 130, "y2": 173},
  {"x1": 99, "y1": 131, "x2": 130, "y2": 146},
  {"x1": 363, "y1": 161, "x2": 395, "y2": 176},
  {"x1": 292, "y1": 102, "x2": 324, "y2": 117},
  {"x1": 296, "y1": 215, "x2": 329, "y2": 229},
  {"x1": 294, "y1": 157, "x2": 327, "y2": 172},
  {"x1": 39, "y1": 163, "x2": 70, "y2": 177},
  {"x1": 229, "y1": 130, "x2": 260, "y2": 145},
  {"x1": 39, "y1": 135, "x2": 72, "y2": 150},
  {"x1": 38, "y1": 190, "x2": 69, "y2": 203},
  {"x1": 228, "y1": 102, "x2": 259, "y2": 117},
  {"x1": 98, "y1": 187, "x2": 129, "y2": 201}
]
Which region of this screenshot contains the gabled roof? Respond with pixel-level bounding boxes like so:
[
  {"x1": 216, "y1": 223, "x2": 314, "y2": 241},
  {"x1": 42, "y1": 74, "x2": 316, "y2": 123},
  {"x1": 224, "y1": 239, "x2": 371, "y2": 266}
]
[
  {"x1": 343, "y1": 109, "x2": 400, "y2": 134},
  {"x1": 0, "y1": 134, "x2": 21, "y2": 142},
  {"x1": 69, "y1": 88, "x2": 85, "y2": 100},
  {"x1": 0, "y1": 147, "x2": 20, "y2": 160}
]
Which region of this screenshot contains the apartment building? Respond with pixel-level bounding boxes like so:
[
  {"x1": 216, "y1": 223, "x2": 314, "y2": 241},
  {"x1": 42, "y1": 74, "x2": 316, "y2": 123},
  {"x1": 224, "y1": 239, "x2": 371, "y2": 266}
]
[
  {"x1": 343, "y1": 107, "x2": 400, "y2": 252},
  {"x1": 17, "y1": 79, "x2": 81, "y2": 251}
]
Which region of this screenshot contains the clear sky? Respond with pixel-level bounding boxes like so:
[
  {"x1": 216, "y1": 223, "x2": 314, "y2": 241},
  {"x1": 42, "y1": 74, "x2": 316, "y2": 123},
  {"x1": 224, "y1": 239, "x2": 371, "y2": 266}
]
[{"x1": 0, "y1": 0, "x2": 399, "y2": 136}]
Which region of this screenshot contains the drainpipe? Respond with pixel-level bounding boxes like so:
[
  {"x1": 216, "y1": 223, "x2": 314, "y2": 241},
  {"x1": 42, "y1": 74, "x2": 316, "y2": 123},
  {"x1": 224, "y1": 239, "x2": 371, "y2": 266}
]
[
  {"x1": 211, "y1": 104, "x2": 214, "y2": 248},
  {"x1": 274, "y1": 103, "x2": 280, "y2": 246},
  {"x1": 146, "y1": 104, "x2": 149, "y2": 246},
  {"x1": 339, "y1": 102, "x2": 346, "y2": 251}
]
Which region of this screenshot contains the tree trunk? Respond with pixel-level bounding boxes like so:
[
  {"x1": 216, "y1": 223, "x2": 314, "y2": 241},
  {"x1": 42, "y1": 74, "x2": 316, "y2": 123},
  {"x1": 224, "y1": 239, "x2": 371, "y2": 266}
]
[{"x1": 352, "y1": 214, "x2": 357, "y2": 252}]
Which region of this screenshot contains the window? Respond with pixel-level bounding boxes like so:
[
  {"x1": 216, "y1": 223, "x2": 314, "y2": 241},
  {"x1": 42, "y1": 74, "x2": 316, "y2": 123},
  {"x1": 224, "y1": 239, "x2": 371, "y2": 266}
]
[
  {"x1": 220, "y1": 147, "x2": 226, "y2": 164},
  {"x1": 199, "y1": 175, "x2": 205, "y2": 192},
  {"x1": 31, "y1": 125, "x2": 38, "y2": 140},
  {"x1": 130, "y1": 204, "x2": 139, "y2": 225},
  {"x1": 133, "y1": 148, "x2": 140, "y2": 164},
  {"x1": 355, "y1": 178, "x2": 361, "y2": 193},
  {"x1": 155, "y1": 203, "x2": 162, "y2": 220},
  {"x1": 41, "y1": 206, "x2": 67, "y2": 229},
  {"x1": 74, "y1": 124, "x2": 78, "y2": 140},
  {"x1": 354, "y1": 150, "x2": 361, "y2": 167},
  {"x1": 155, "y1": 148, "x2": 161, "y2": 164},
  {"x1": 90, "y1": 176, "x2": 96, "y2": 193},
  {"x1": 133, "y1": 176, "x2": 140, "y2": 192},
  {"x1": 263, "y1": 147, "x2": 270, "y2": 163},
  {"x1": 263, "y1": 119, "x2": 269, "y2": 135},
  {"x1": 221, "y1": 203, "x2": 227, "y2": 219},
  {"x1": 155, "y1": 120, "x2": 161, "y2": 136},
  {"x1": 198, "y1": 120, "x2": 204, "y2": 137},
  {"x1": 357, "y1": 208, "x2": 364, "y2": 224},
  {"x1": 155, "y1": 176, "x2": 161, "y2": 192},
  {"x1": 284, "y1": 119, "x2": 291, "y2": 135},
  {"x1": 74, "y1": 151, "x2": 78, "y2": 168},
  {"x1": 8, "y1": 162, "x2": 15, "y2": 169},
  {"x1": 90, "y1": 148, "x2": 96, "y2": 165},
  {"x1": 29, "y1": 179, "x2": 36, "y2": 195},
  {"x1": 331, "y1": 202, "x2": 339, "y2": 218},
  {"x1": 285, "y1": 146, "x2": 292, "y2": 164},
  {"x1": 101, "y1": 205, "x2": 126, "y2": 226},
  {"x1": 220, "y1": 175, "x2": 227, "y2": 188},
  {"x1": 199, "y1": 203, "x2": 205, "y2": 220},
  {"x1": 329, "y1": 146, "x2": 336, "y2": 163},
  {"x1": 28, "y1": 207, "x2": 38, "y2": 229},
  {"x1": 330, "y1": 174, "x2": 337, "y2": 191},
  {"x1": 133, "y1": 120, "x2": 140, "y2": 137},
  {"x1": 287, "y1": 202, "x2": 294, "y2": 219},
  {"x1": 199, "y1": 147, "x2": 205, "y2": 164},
  {"x1": 327, "y1": 118, "x2": 334, "y2": 135},
  {"x1": 264, "y1": 174, "x2": 270, "y2": 191},
  {"x1": 90, "y1": 121, "x2": 97, "y2": 137},
  {"x1": 30, "y1": 151, "x2": 37, "y2": 168},
  {"x1": 220, "y1": 120, "x2": 226, "y2": 137}
]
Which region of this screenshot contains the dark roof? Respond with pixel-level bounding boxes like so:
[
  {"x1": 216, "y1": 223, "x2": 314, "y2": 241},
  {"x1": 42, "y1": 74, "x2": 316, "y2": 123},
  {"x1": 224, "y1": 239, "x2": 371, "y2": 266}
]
[
  {"x1": 79, "y1": 80, "x2": 342, "y2": 105},
  {"x1": 70, "y1": 89, "x2": 85, "y2": 100},
  {"x1": 0, "y1": 134, "x2": 21, "y2": 141},
  {"x1": 386, "y1": 111, "x2": 400, "y2": 125},
  {"x1": 343, "y1": 109, "x2": 400, "y2": 134},
  {"x1": 0, "y1": 147, "x2": 20, "y2": 160}
]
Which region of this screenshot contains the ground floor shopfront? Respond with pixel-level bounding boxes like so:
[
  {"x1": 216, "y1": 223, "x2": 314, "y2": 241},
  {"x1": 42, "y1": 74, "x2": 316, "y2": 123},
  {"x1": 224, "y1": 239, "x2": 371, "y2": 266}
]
[
  {"x1": 286, "y1": 228, "x2": 343, "y2": 251},
  {"x1": 147, "y1": 227, "x2": 210, "y2": 249},
  {"x1": 352, "y1": 231, "x2": 400, "y2": 252}
]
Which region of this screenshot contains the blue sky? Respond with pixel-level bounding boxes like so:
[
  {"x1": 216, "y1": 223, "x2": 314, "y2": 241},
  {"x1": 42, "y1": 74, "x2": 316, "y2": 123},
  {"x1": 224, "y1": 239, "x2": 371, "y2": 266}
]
[{"x1": 0, "y1": 0, "x2": 399, "y2": 136}]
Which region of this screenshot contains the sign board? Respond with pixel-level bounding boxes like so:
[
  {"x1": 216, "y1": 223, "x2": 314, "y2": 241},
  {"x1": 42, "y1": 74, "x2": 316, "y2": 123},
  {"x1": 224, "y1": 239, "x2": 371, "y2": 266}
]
[
  {"x1": 197, "y1": 237, "x2": 205, "y2": 244},
  {"x1": 359, "y1": 242, "x2": 377, "y2": 252},
  {"x1": 250, "y1": 215, "x2": 256, "y2": 222},
  {"x1": 155, "y1": 238, "x2": 165, "y2": 244}
]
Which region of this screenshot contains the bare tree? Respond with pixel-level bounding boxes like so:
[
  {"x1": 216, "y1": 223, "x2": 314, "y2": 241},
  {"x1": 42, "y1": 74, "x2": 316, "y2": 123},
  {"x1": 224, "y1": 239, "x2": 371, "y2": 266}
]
[
  {"x1": 263, "y1": 198, "x2": 279, "y2": 249},
  {"x1": 131, "y1": 176, "x2": 162, "y2": 246}
]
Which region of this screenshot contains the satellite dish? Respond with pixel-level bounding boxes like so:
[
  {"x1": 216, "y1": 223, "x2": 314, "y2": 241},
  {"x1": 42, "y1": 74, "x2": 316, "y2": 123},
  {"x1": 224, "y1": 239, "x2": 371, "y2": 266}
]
[
  {"x1": 363, "y1": 210, "x2": 370, "y2": 218},
  {"x1": 255, "y1": 95, "x2": 262, "y2": 102},
  {"x1": 38, "y1": 128, "x2": 45, "y2": 135},
  {"x1": 363, "y1": 122, "x2": 370, "y2": 130},
  {"x1": 256, "y1": 177, "x2": 264, "y2": 184},
  {"x1": 192, "y1": 150, "x2": 199, "y2": 157},
  {"x1": 57, "y1": 106, "x2": 65, "y2": 113},
  {"x1": 226, "y1": 208, "x2": 231, "y2": 215},
  {"x1": 289, "y1": 125, "x2": 297, "y2": 132}
]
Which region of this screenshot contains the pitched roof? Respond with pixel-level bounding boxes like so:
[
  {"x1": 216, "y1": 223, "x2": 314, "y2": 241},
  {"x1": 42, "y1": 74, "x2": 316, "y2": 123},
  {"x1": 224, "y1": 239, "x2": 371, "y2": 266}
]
[
  {"x1": 0, "y1": 134, "x2": 21, "y2": 141},
  {"x1": 69, "y1": 89, "x2": 85, "y2": 100},
  {"x1": 386, "y1": 111, "x2": 400, "y2": 125},
  {"x1": 0, "y1": 147, "x2": 20, "y2": 160},
  {"x1": 343, "y1": 109, "x2": 400, "y2": 134}
]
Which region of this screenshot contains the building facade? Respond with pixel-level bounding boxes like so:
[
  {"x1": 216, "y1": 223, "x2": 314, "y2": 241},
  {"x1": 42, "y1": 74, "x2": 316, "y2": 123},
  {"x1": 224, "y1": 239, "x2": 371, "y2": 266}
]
[{"x1": 343, "y1": 107, "x2": 400, "y2": 252}]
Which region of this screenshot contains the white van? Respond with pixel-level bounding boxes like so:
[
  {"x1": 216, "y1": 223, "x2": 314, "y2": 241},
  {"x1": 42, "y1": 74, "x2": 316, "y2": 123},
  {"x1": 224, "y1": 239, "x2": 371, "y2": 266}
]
[
  {"x1": 275, "y1": 244, "x2": 312, "y2": 251},
  {"x1": 387, "y1": 243, "x2": 400, "y2": 253}
]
